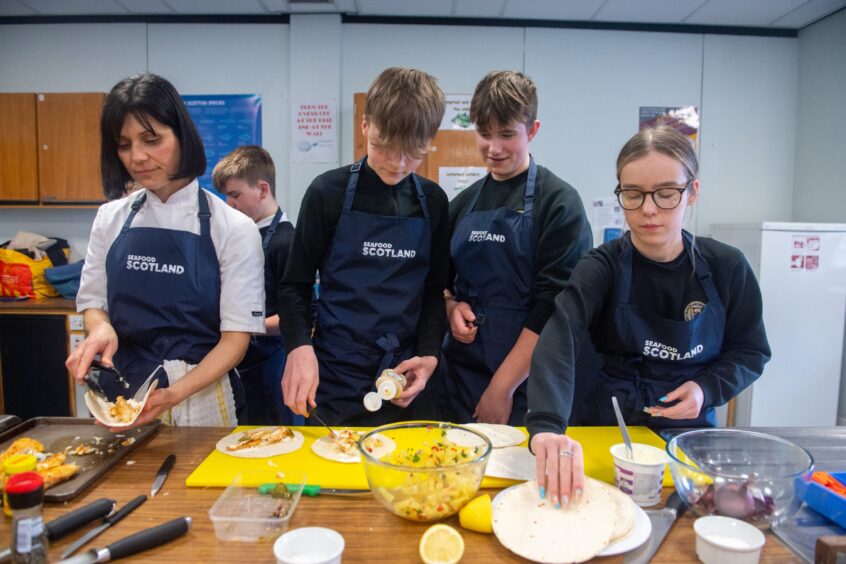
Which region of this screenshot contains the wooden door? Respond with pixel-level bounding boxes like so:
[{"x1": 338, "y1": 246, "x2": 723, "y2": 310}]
[
  {"x1": 37, "y1": 92, "x2": 106, "y2": 204},
  {"x1": 353, "y1": 92, "x2": 486, "y2": 184},
  {"x1": 0, "y1": 94, "x2": 39, "y2": 202}
]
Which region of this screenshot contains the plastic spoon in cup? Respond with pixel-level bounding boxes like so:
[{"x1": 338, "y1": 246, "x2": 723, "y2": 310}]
[{"x1": 611, "y1": 396, "x2": 634, "y2": 461}]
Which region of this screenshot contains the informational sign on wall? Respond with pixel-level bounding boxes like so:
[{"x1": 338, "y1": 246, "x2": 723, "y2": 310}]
[
  {"x1": 291, "y1": 99, "x2": 337, "y2": 164},
  {"x1": 182, "y1": 94, "x2": 262, "y2": 197},
  {"x1": 638, "y1": 106, "x2": 699, "y2": 148},
  {"x1": 592, "y1": 197, "x2": 625, "y2": 243},
  {"x1": 439, "y1": 166, "x2": 487, "y2": 200},
  {"x1": 791, "y1": 234, "x2": 821, "y2": 272},
  {"x1": 440, "y1": 94, "x2": 474, "y2": 130}
]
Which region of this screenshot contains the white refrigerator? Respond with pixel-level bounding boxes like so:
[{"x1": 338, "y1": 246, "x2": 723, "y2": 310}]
[{"x1": 710, "y1": 222, "x2": 846, "y2": 427}]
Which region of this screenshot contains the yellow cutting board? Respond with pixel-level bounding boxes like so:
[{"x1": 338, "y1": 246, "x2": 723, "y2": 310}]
[{"x1": 185, "y1": 426, "x2": 673, "y2": 490}]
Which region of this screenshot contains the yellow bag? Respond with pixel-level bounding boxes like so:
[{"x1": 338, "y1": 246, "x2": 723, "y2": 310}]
[{"x1": 0, "y1": 239, "x2": 70, "y2": 299}]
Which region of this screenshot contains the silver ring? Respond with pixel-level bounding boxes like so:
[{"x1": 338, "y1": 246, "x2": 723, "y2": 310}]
[{"x1": 559, "y1": 450, "x2": 573, "y2": 458}]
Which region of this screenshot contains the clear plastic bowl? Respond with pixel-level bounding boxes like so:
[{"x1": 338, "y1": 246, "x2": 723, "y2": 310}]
[
  {"x1": 666, "y1": 429, "x2": 813, "y2": 528},
  {"x1": 209, "y1": 474, "x2": 305, "y2": 542},
  {"x1": 358, "y1": 421, "x2": 492, "y2": 521}
]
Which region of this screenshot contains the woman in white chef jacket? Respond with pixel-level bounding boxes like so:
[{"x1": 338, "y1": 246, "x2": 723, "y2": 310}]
[{"x1": 66, "y1": 73, "x2": 265, "y2": 427}]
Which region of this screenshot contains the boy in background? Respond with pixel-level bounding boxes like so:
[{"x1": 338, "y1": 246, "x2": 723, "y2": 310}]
[
  {"x1": 213, "y1": 145, "x2": 299, "y2": 425},
  {"x1": 278, "y1": 67, "x2": 449, "y2": 425}
]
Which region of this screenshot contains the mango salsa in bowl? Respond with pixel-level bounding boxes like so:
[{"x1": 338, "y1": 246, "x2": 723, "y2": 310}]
[{"x1": 358, "y1": 422, "x2": 492, "y2": 521}]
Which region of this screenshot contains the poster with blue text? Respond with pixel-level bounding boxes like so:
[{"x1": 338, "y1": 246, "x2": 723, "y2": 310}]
[{"x1": 182, "y1": 94, "x2": 262, "y2": 198}]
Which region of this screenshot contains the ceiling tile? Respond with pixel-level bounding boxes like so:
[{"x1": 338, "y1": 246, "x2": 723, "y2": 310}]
[
  {"x1": 165, "y1": 0, "x2": 267, "y2": 14},
  {"x1": 593, "y1": 0, "x2": 707, "y2": 23},
  {"x1": 0, "y1": 0, "x2": 39, "y2": 15},
  {"x1": 357, "y1": 0, "x2": 455, "y2": 17},
  {"x1": 455, "y1": 0, "x2": 505, "y2": 18},
  {"x1": 117, "y1": 0, "x2": 174, "y2": 14},
  {"x1": 18, "y1": 0, "x2": 129, "y2": 15},
  {"x1": 684, "y1": 0, "x2": 807, "y2": 26},
  {"x1": 771, "y1": 0, "x2": 846, "y2": 27},
  {"x1": 501, "y1": 0, "x2": 606, "y2": 20}
]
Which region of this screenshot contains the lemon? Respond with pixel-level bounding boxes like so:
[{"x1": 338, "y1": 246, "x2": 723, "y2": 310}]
[
  {"x1": 419, "y1": 524, "x2": 465, "y2": 564},
  {"x1": 458, "y1": 493, "x2": 493, "y2": 534}
]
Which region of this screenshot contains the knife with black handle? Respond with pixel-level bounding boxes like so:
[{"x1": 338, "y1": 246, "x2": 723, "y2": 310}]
[
  {"x1": 57, "y1": 516, "x2": 191, "y2": 564},
  {"x1": 624, "y1": 492, "x2": 688, "y2": 564},
  {"x1": 61, "y1": 495, "x2": 148, "y2": 559},
  {"x1": 0, "y1": 498, "x2": 116, "y2": 563}
]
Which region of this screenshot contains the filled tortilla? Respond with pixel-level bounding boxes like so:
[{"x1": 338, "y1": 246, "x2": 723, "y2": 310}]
[
  {"x1": 84, "y1": 379, "x2": 158, "y2": 428},
  {"x1": 310, "y1": 430, "x2": 396, "y2": 463},
  {"x1": 215, "y1": 427, "x2": 305, "y2": 458}
]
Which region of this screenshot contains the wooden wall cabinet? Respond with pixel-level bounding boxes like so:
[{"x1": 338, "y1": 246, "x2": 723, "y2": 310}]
[{"x1": 0, "y1": 92, "x2": 106, "y2": 205}]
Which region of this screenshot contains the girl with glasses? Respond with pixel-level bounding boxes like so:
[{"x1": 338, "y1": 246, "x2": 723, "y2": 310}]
[{"x1": 526, "y1": 126, "x2": 771, "y2": 509}]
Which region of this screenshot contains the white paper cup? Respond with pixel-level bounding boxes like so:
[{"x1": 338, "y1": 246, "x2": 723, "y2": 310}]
[
  {"x1": 274, "y1": 527, "x2": 345, "y2": 564},
  {"x1": 694, "y1": 516, "x2": 765, "y2": 564},
  {"x1": 610, "y1": 443, "x2": 667, "y2": 507}
]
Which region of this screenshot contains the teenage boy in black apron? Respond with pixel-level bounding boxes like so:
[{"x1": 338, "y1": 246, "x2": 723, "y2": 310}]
[
  {"x1": 278, "y1": 68, "x2": 450, "y2": 426},
  {"x1": 527, "y1": 126, "x2": 771, "y2": 510},
  {"x1": 213, "y1": 146, "x2": 301, "y2": 426},
  {"x1": 440, "y1": 71, "x2": 593, "y2": 426}
]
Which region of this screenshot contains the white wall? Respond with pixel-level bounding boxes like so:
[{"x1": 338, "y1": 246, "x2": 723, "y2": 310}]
[
  {"x1": 0, "y1": 18, "x2": 804, "y2": 257},
  {"x1": 794, "y1": 8, "x2": 846, "y2": 224}
]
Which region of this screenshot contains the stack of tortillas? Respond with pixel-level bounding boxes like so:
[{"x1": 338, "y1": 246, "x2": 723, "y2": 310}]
[
  {"x1": 493, "y1": 478, "x2": 638, "y2": 563},
  {"x1": 446, "y1": 424, "x2": 535, "y2": 480}
]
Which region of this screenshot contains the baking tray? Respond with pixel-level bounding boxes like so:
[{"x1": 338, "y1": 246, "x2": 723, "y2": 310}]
[{"x1": 0, "y1": 416, "x2": 160, "y2": 502}]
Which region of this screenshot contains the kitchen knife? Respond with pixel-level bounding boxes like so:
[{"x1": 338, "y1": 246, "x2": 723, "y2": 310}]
[
  {"x1": 623, "y1": 491, "x2": 688, "y2": 564},
  {"x1": 307, "y1": 407, "x2": 338, "y2": 439},
  {"x1": 150, "y1": 454, "x2": 176, "y2": 497},
  {"x1": 57, "y1": 516, "x2": 191, "y2": 564},
  {"x1": 61, "y1": 495, "x2": 147, "y2": 559},
  {"x1": 0, "y1": 498, "x2": 116, "y2": 563}
]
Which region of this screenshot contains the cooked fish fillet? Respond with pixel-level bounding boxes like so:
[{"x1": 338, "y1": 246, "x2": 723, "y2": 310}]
[
  {"x1": 37, "y1": 463, "x2": 80, "y2": 489},
  {"x1": 0, "y1": 437, "x2": 45, "y2": 465},
  {"x1": 36, "y1": 452, "x2": 67, "y2": 471}
]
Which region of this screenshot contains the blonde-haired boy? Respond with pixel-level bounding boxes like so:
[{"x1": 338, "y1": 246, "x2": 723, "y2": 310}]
[
  {"x1": 213, "y1": 145, "x2": 298, "y2": 425},
  {"x1": 279, "y1": 67, "x2": 449, "y2": 425}
]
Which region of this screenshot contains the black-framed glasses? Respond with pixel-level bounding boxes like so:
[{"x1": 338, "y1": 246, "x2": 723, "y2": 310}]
[{"x1": 614, "y1": 180, "x2": 692, "y2": 210}]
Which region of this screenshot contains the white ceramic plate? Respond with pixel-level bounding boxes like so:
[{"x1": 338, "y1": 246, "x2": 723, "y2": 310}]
[
  {"x1": 492, "y1": 483, "x2": 652, "y2": 559},
  {"x1": 596, "y1": 502, "x2": 652, "y2": 556}
]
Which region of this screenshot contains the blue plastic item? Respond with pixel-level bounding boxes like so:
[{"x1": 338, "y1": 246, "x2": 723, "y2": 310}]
[
  {"x1": 44, "y1": 260, "x2": 83, "y2": 300},
  {"x1": 801, "y1": 472, "x2": 846, "y2": 529}
]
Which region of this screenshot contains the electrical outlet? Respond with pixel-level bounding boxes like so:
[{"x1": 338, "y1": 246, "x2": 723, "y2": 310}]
[
  {"x1": 69, "y1": 333, "x2": 85, "y2": 352},
  {"x1": 68, "y1": 314, "x2": 84, "y2": 332}
]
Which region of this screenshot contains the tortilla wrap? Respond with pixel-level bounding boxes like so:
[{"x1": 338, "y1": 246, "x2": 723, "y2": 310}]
[
  {"x1": 215, "y1": 427, "x2": 304, "y2": 458},
  {"x1": 310, "y1": 432, "x2": 396, "y2": 463},
  {"x1": 447, "y1": 423, "x2": 526, "y2": 448},
  {"x1": 594, "y1": 479, "x2": 637, "y2": 542},
  {"x1": 485, "y1": 446, "x2": 535, "y2": 481},
  {"x1": 84, "y1": 380, "x2": 158, "y2": 428}
]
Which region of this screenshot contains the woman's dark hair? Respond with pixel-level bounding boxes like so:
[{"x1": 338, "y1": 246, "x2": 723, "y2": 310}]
[{"x1": 100, "y1": 73, "x2": 206, "y2": 200}]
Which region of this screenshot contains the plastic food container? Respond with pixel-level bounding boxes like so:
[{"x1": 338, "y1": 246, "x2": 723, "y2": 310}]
[
  {"x1": 359, "y1": 421, "x2": 492, "y2": 521},
  {"x1": 694, "y1": 515, "x2": 765, "y2": 564},
  {"x1": 209, "y1": 474, "x2": 305, "y2": 542},
  {"x1": 800, "y1": 471, "x2": 846, "y2": 528},
  {"x1": 610, "y1": 442, "x2": 668, "y2": 507}
]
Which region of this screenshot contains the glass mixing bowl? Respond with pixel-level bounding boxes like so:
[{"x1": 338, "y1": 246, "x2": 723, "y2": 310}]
[
  {"x1": 358, "y1": 421, "x2": 492, "y2": 522},
  {"x1": 666, "y1": 429, "x2": 814, "y2": 528}
]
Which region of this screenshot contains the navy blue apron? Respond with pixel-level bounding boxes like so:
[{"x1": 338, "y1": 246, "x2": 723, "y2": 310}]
[
  {"x1": 104, "y1": 188, "x2": 245, "y2": 419},
  {"x1": 312, "y1": 158, "x2": 432, "y2": 425},
  {"x1": 238, "y1": 209, "x2": 300, "y2": 425},
  {"x1": 592, "y1": 231, "x2": 724, "y2": 429},
  {"x1": 442, "y1": 158, "x2": 537, "y2": 425}
]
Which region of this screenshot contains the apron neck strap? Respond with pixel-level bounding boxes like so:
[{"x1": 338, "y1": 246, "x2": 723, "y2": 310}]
[
  {"x1": 469, "y1": 156, "x2": 537, "y2": 214},
  {"x1": 261, "y1": 208, "x2": 284, "y2": 251},
  {"x1": 197, "y1": 188, "x2": 211, "y2": 238},
  {"x1": 119, "y1": 193, "x2": 147, "y2": 236},
  {"x1": 343, "y1": 156, "x2": 429, "y2": 219}
]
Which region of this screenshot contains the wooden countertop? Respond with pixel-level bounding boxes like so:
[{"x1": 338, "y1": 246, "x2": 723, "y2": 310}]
[
  {"x1": 0, "y1": 297, "x2": 76, "y2": 314},
  {"x1": 0, "y1": 427, "x2": 801, "y2": 562}
]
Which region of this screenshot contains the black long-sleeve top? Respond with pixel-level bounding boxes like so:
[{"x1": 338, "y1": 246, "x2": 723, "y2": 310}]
[
  {"x1": 526, "y1": 234, "x2": 771, "y2": 437},
  {"x1": 448, "y1": 165, "x2": 593, "y2": 333},
  {"x1": 278, "y1": 161, "x2": 450, "y2": 357},
  {"x1": 262, "y1": 213, "x2": 294, "y2": 319}
]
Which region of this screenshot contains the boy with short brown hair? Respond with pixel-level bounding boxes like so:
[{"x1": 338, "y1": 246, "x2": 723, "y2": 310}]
[
  {"x1": 440, "y1": 70, "x2": 593, "y2": 426},
  {"x1": 278, "y1": 67, "x2": 449, "y2": 425},
  {"x1": 213, "y1": 145, "x2": 298, "y2": 425}
]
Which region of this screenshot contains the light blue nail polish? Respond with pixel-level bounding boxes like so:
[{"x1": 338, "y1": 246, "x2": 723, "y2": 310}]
[
  {"x1": 555, "y1": 502, "x2": 561, "y2": 510},
  {"x1": 539, "y1": 486, "x2": 545, "y2": 499},
  {"x1": 562, "y1": 495, "x2": 569, "y2": 507},
  {"x1": 642, "y1": 407, "x2": 651, "y2": 413},
  {"x1": 659, "y1": 395, "x2": 669, "y2": 402}
]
